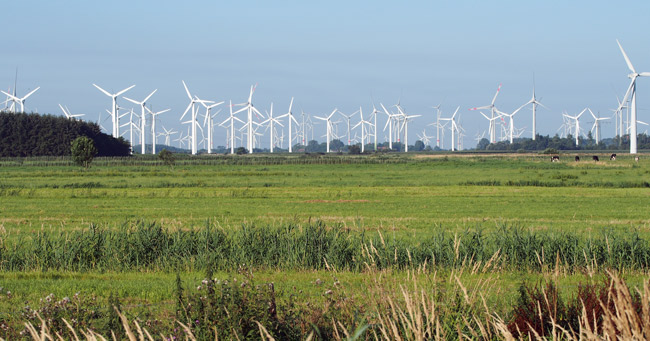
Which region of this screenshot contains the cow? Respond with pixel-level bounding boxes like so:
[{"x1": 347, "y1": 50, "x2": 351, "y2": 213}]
[
  {"x1": 635, "y1": 156, "x2": 640, "y2": 162},
  {"x1": 551, "y1": 156, "x2": 560, "y2": 162},
  {"x1": 575, "y1": 156, "x2": 580, "y2": 162},
  {"x1": 593, "y1": 155, "x2": 599, "y2": 162},
  {"x1": 610, "y1": 153, "x2": 617, "y2": 161}
]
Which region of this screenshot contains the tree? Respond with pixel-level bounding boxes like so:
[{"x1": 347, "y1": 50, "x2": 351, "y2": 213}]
[
  {"x1": 71, "y1": 136, "x2": 97, "y2": 168},
  {"x1": 330, "y1": 139, "x2": 344, "y2": 152},
  {"x1": 235, "y1": 147, "x2": 248, "y2": 155},
  {"x1": 158, "y1": 149, "x2": 175, "y2": 169},
  {"x1": 348, "y1": 144, "x2": 361, "y2": 154},
  {"x1": 413, "y1": 140, "x2": 425, "y2": 151}
]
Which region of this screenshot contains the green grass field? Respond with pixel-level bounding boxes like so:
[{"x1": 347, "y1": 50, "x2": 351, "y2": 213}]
[
  {"x1": 1, "y1": 153, "x2": 649, "y2": 338},
  {"x1": 1, "y1": 154, "x2": 649, "y2": 235}
]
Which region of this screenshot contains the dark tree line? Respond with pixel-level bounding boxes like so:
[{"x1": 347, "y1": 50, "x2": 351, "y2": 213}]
[
  {"x1": 474, "y1": 133, "x2": 650, "y2": 151},
  {"x1": 0, "y1": 112, "x2": 130, "y2": 157}
]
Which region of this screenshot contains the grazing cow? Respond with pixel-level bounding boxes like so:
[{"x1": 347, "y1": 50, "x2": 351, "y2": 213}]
[
  {"x1": 635, "y1": 156, "x2": 640, "y2": 162},
  {"x1": 593, "y1": 155, "x2": 599, "y2": 162},
  {"x1": 610, "y1": 153, "x2": 617, "y2": 161},
  {"x1": 551, "y1": 155, "x2": 560, "y2": 162},
  {"x1": 575, "y1": 156, "x2": 580, "y2": 162}
]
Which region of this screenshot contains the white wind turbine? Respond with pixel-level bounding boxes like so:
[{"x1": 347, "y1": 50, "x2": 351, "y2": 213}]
[
  {"x1": 380, "y1": 103, "x2": 396, "y2": 150},
  {"x1": 616, "y1": 39, "x2": 650, "y2": 154},
  {"x1": 233, "y1": 85, "x2": 263, "y2": 154},
  {"x1": 261, "y1": 103, "x2": 285, "y2": 153},
  {"x1": 338, "y1": 109, "x2": 359, "y2": 147},
  {"x1": 1, "y1": 86, "x2": 40, "y2": 114},
  {"x1": 278, "y1": 97, "x2": 298, "y2": 152},
  {"x1": 588, "y1": 108, "x2": 610, "y2": 143},
  {"x1": 564, "y1": 108, "x2": 587, "y2": 145},
  {"x1": 417, "y1": 129, "x2": 433, "y2": 147},
  {"x1": 439, "y1": 107, "x2": 460, "y2": 151},
  {"x1": 394, "y1": 103, "x2": 420, "y2": 152},
  {"x1": 180, "y1": 81, "x2": 202, "y2": 155},
  {"x1": 520, "y1": 79, "x2": 548, "y2": 140},
  {"x1": 220, "y1": 101, "x2": 245, "y2": 154},
  {"x1": 160, "y1": 126, "x2": 177, "y2": 146},
  {"x1": 352, "y1": 107, "x2": 372, "y2": 152},
  {"x1": 93, "y1": 84, "x2": 135, "y2": 138},
  {"x1": 469, "y1": 83, "x2": 502, "y2": 143},
  {"x1": 123, "y1": 89, "x2": 157, "y2": 155},
  {"x1": 369, "y1": 104, "x2": 380, "y2": 151},
  {"x1": 58, "y1": 104, "x2": 84, "y2": 119},
  {"x1": 147, "y1": 107, "x2": 170, "y2": 154},
  {"x1": 200, "y1": 100, "x2": 224, "y2": 154},
  {"x1": 497, "y1": 104, "x2": 526, "y2": 144},
  {"x1": 314, "y1": 109, "x2": 338, "y2": 153}
]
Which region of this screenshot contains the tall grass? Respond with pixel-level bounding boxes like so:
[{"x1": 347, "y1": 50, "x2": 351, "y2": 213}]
[
  {"x1": 7, "y1": 271, "x2": 650, "y2": 340},
  {"x1": 2, "y1": 221, "x2": 650, "y2": 272}
]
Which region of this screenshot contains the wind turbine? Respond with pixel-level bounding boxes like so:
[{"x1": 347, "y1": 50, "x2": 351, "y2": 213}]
[
  {"x1": 261, "y1": 103, "x2": 285, "y2": 153},
  {"x1": 564, "y1": 108, "x2": 587, "y2": 145},
  {"x1": 588, "y1": 109, "x2": 610, "y2": 143},
  {"x1": 394, "y1": 103, "x2": 420, "y2": 152},
  {"x1": 352, "y1": 107, "x2": 372, "y2": 152},
  {"x1": 233, "y1": 84, "x2": 263, "y2": 154},
  {"x1": 520, "y1": 78, "x2": 547, "y2": 140},
  {"x1": 220, "y1": 100, "x2": 245, "y2": 154},
  {"x1": 200, "y1": 100, "x2": 224, "y2": 154},
  {"x1": 93, "y1": 84, "x2": 135, "y2": 138},
  {"x1": 1, "y1": 86, "x2": 40, "y2": 114},
  {"x1": 123, "y1": 89, "x2": 157, "y2": 155},
  {"x1": 439, "y1": 107, "x2": 460, "y2": 151},
  {"x1": 469, "y1": 83, "x2": 502, "y2": 143},
  {"x1": 179, "y1": 81, "x2": 202, "y2": 155},
  {"x1": 338, "y1": 109, "x2": 359, "y2": 147},
  {"x1": 147, "y1": 106, "x2": 170, "y2": 154},
  {"x1": 314, "y1": 109, "x2": 338, "y2": 153},
  {"x1": 616, "y1": 39, "x2": 650, "y2": 154},
  {"x1": 380, "y1": 103, "x2": 396, "y2": 150},
  {"x1": 160, "y1": 126, "x2": 177, "y2": 146},
  {"x1": 497, "y1": 104, "x2": 526, "y2": 144},
  {"x1": 417, "y1": 129, "x2": 433, "y2": 147},
  {"x1": 58, "y1": 104, "x2": 84, "y2": 119},
  {"x1": 278, "y1": 97, "x2": 298, "y2": 152}
]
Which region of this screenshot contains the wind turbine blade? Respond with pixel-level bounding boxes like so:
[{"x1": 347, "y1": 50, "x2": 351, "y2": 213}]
[
  {"x1": 143, "y1": 89, "x2": 158, "y2": 103},
  {"x1": 115, "y1": 85, "x2": 135, "y2": 97},
  {"x1": 182, "y1": 81, "x2": 192, "y2": 100},
  {"x1": 640, "y1": 72, "x2": 650, "y2": 77},
  {"x1": 288, "y1": 97, "x2": 294, "y2": 113},
  {"x1": 22, "y1": 87, "x2": 40, "y2": 99},
  {"x1": 93, "y1": 84, "x2": 112, "y2": 97},
  {"x1": 452, "y1": 106, "x2": 460, "y2": 119},
  {"x1": 491, "y1": 83, "x2": 502, "y2": 105},
  {"x1": 616, "y1": 39, "x2": 636, "y2": 73},
  {"x1": 233, "y1": 106, "x2": 248, "y2": 115},
  {"x1": 58, "y1": 104, "x2": 68, "y2": 117},
  {"x1": 123, "y1": 97, "x2": 140, "y2": 105},
  {"x1": 180, "y1": 102, "x2": 193, "y2": 121}
]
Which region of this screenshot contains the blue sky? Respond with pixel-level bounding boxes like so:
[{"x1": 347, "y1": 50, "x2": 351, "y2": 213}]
[{"x1": 3, "y1": 1, "x2": 650, "y2": 149}]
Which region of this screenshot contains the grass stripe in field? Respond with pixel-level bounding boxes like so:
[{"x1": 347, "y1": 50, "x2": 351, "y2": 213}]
[{"x1": 1, "y1": 186, "x2": 648, "y2": 234}]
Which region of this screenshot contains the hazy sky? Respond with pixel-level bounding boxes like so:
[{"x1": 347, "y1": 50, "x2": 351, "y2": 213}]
[{"x1": 3, "y1": 1, "x2": 650, "y2": 149}]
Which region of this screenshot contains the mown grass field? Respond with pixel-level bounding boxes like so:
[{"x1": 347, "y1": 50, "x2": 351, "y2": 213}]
[
  {"x1": 1, "y1": 154, "x2": 649, "y2": 235},
  {"x1": 1, "y1": 152, "x2": 649, "y2": 338}
]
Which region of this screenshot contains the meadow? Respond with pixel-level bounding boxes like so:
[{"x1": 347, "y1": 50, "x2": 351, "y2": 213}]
[{"x1": 0, "y1": 152, "x2": 649, "y2": 339}]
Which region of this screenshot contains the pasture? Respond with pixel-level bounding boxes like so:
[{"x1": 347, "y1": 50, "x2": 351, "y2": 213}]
[{"x1": 0, "y1": 152, "x2": 649, "y2": 338}]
